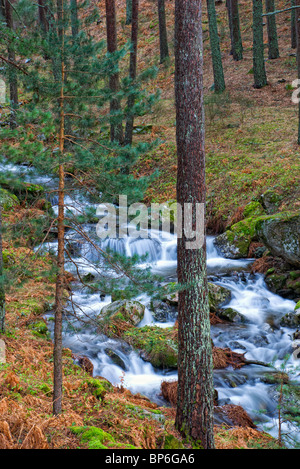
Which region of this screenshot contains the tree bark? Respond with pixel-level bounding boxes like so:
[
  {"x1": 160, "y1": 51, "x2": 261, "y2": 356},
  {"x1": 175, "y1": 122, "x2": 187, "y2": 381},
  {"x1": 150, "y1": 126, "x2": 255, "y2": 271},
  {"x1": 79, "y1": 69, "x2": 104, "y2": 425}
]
[
  {"x1": 230, "y1": 0, "x2": 243, "y2": 60},
  {"x1": 253, "y1": 0, "x2": 267, "y2": 88},
  {"x1": 157, "y1": 0, "x2": 169, "y2": 64},
  {"x1": 265, "y1": 0, "x2": 279, "y2": 59},
  {"x1": 126, "y1": 0, "x2": 132, "y2": 24},
  {"x1": 53, "y1": 0, "x2": 65, "y2": 416},
  {"x1": 105, "y1": 0, "x2": 123, "y2": 144},
  {"x1": 124, "y1": 0, "x2": 139, "y2": 147},
  {"x1": 174, "y1": 0, "x2": 215, "y2": 449},
  {"x1": 207, "y1": 0, "x2": 226, "y2": 92},
  {"x1": 70, "y1": 0, "x2": 79, "y2": 39}
]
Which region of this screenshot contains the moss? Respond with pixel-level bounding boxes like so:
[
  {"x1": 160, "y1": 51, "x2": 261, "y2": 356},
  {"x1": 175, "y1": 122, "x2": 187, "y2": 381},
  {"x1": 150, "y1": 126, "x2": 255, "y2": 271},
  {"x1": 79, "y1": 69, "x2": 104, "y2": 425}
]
[
  {"x1": 164, "y1": 434, "x2": 185, "y2": 449},
  {"x1": 85, "y1": 377, "x2": 113, "y2": 400},
  {"x1": 123, "y1": 326, "x2": 178, "y2": 369},
  {"x1": 243, "y1": 201, "x2": 265, "y2": 219},
  {"x1": 70, "y1": 425, "x2": 115, "y2": 449},
  {"x1": 29, "y1": 321, "x2": 49, "y2": 338},
  {"x1": 295, "y1": 301, "x2": 300, "y2": 311},
  {"x1": 0, "y1": 188, "x2": 19, "y2": 211}
]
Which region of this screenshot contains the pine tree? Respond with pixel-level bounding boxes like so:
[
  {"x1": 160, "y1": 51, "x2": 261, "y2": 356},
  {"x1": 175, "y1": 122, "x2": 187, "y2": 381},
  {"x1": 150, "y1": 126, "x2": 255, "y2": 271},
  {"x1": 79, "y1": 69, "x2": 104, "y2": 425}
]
[
  {"x1": 206, "y1": 0, "x2": 226, "y2": 92},
  {"x1": 265, "y1": 0, "x2": 279, "y2": 59},
  {"x1": 174, "y1": 0, "x2": 215, "y2": 449},
  {"x1": 253, "y1": 0, "x2": 267, "y2": 88},
  {"x1": 291, "y1": 0, "x2": 297, "y2": 49},
  {"x1": 0, "y1": 0, "x2": 159, "y2": 414},
  {"x1": 227, "y1": 0, "x2": 243, "y2": 60},
  {"x1": 4, "y1": 0, "x2": 18, "y2": 128}
]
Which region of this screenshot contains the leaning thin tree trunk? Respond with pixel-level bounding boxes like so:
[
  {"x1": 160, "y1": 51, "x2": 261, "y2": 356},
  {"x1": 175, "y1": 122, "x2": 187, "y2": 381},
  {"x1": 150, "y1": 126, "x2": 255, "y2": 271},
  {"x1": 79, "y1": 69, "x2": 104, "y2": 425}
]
[
  {"x1": 124, "y1": 0, "x2": 139, "y2": 147},
  {"x1": 265, "y1": 0, "x2": 279, "y2": 59},
  {"x1": 253, "y1": 0, "x2": 267, "y2": 88},
  {"x1": 206, "y1": 0, "x2": 226, "y2": 92},
  {"x1": 5, "y1": 0, "x2": 18, "y2": 128},
  {"x1": 157, "y1": 0, "x2": 169, "y2": 64},
  {"x1": 0, "y1": 204, "x2": 5, "y2": 334},
  {"x1": 105, "y1": 0, "x2": 123, "y2": 144},
  {"x1": 53, "y1": 0, "x2": 65, "y2": 417},
  {"x1": 174, "y1": 0, "x2": 215, "y2": 450},
  {"x1": 230, "y1": 0, "x2": 243, "y2": 60}
]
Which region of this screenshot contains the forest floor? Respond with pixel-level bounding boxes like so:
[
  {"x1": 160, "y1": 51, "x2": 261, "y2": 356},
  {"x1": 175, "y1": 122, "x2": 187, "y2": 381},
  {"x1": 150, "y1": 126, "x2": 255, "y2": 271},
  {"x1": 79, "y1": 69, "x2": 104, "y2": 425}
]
[{"x1": 0, "y1": 0, "x2": 298, "y2": 450}]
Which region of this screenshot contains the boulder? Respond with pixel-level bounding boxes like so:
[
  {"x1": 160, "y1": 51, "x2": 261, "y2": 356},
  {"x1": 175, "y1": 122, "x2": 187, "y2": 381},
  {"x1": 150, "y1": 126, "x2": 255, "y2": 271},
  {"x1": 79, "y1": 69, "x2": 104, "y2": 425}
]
[
  {"x1": 208, "y1": 282, "x2": 232, "y2": 312},
  {"x1": 256, "y1": 213, "x2": 300, "y2": 268},
  {"x1": 260, "y1": 190, "x2": 283, "y2": 214},
  {"x1": 98, "y1": 300, "x2": 145, "y2": 326},
  {"x1": 0, "y1": 188, "x2": 19, "y2": 210}
]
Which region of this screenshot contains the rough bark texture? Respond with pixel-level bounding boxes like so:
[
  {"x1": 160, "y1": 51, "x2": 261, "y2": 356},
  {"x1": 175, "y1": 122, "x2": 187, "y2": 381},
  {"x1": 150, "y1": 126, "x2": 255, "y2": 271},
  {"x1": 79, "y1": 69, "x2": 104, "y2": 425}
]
[
  {"x1": 230, "y1": 0, "x2": 243, "y2": 61},
  {"x1": 124, "y1": 0, "x2": 139, "y2": 146},
  {"x1": 158, "y1": 0, "x2": 169, "y2": 64},
  {"x1": 253, "y1": 0, "x2": 267, "y2": 88},
  {"x1": 174, "y1": 0, "x2": 215, "y2": 449},
  {"x1": 53, "y1": 1, "x2": 65, "y2": 416},
  {"x1": 206, "y1": 0, "x2": 225, "y2": 92},
  {"x1": 105, "y1": 0, "x2": 123, "y2": 144},
  {"x1": 265, "y1": 0, "x2": 279, "y2": 59}
]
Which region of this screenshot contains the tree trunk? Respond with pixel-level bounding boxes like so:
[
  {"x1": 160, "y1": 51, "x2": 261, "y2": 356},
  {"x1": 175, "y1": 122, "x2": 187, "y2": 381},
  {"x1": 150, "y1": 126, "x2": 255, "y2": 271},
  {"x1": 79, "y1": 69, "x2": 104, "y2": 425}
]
[
  {"x1": 226, "y1": 0, "x2": 234, "y2": 55},
  {"x1": 253, "y1": 0, "x2": 267, "y2": 88},
  {"x1": 295, "y1": 0, "x2": 300, "y2": 143},
  {"x1": 53, "y1": 1, "x2": 65, "y2": 416},
  {"x1": 105, "y1": 0, "x2": 123, "y2": 144},
  {"x1": 124, "y1": 0, "x2": 139, "y2": 147},
  {"x1": 230, "y1": 0, "x2": 243, "y2": 60},
  {"x1": 70, "y1": 0, "x2": 79, "y2": 39},
  {"x1": 174, "y1": 0, "x2": 215, "y2": 450},
  {"x1": 207, "y1": 0, "x2": 226, "y2": 92},
  {"x1": 0, "y1": 204, "x2": 5, "y2": 334},
  {"x1": 38, "y1": 0, "x2": 50, "y2": 33},
  {"x1": 265, "y1": 0, "x2": 279, "y2": 59},
  {"x1": 126, "y1": 0, "x2": 132, "y2": 24},
  {"x1": 5, "y1": 0, "x2": 18, "y2": 128},
  {"x1": 158, "y1": 0, "x2": 169, "y2": 64},
  {"x1": 292, "y1": 0, "x2": 297, "y2": 49}
]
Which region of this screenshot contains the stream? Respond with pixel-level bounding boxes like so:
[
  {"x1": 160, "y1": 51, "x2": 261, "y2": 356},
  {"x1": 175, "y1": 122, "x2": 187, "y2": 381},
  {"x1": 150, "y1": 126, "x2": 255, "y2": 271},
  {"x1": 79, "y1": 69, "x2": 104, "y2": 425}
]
[{"x1": 6, "y1": 163, "x2": 299, "y2": 443}]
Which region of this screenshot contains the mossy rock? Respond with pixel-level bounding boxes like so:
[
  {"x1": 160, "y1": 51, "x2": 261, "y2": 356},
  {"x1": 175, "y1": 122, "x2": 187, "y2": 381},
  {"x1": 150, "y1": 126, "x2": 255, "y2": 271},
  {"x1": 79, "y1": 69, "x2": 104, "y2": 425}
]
[
  {"x1": 0, "y1": 188, "x2": 19, "y2": 211},
  {"x1": 218, "y1": 307, "x2": 245, "y2": 323},
  {"x1": 208, "y1": 282, "x2": 231, "y2": 312},
  {"x1": 85, "y1": 377, "x2": 113, "y2": 400},
  {"x1": 123, "y1": 325, "x2": 178, "y2": 369},
  {"x1": 98, "y1": 300, "x2": 145, "y2": 326},
  {"x1": 260, "y1": 190, "x2": 284, "y2": 214},
  {"x1": 29, "y1": 320, "x2": 49, "y2": 338},
  {"x1": 70, "y1": 425, "x2": 115, "y2": 449},
  {"x1": 243, "y1": 201, "x2": 265, "y2": 219}
]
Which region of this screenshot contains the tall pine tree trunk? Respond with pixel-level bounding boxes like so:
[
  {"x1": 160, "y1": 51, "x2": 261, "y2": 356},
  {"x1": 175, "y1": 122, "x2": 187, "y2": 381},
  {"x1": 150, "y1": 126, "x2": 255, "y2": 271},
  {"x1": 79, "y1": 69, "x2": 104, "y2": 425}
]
[
  {"x1": 265, "y1": 0, "x2": 279, "y2": 59},
  {"x1": 207, "y1": 0, "x2": 226, "y2": 92},
  {"x1": 53, "y1": 0, "x2": 65, "y2": 416},
  {"x1": 226, "y1": 0, "x2": 234, "y2": 55},
  {"x1": 5, "y1": 0, "x2": 18, "y2": 128},
  {"x1": 230, "y1": 0, "x2": 243, "y2": 60},
  {"x1": 253, "y1": 0, "x2": 267, "y2": 88},
  {"x1": 70, "y1": 0, "x2": 79, "y2": 39},
  {"x1": 124, "y1": 0, "x2": 139, "y2": 147},
  {"x1": 0, "y1": 204, "x2": 5, "y2": 334},
  {"x1": 174, "y1": 0, "x2": 215, "y2": 450},
  {"x1": 105, "y1": 0, "x2": 123, "y2": 144},
  {"x1": 158, "y1": 0, "x2": 169, "y2": 64}
]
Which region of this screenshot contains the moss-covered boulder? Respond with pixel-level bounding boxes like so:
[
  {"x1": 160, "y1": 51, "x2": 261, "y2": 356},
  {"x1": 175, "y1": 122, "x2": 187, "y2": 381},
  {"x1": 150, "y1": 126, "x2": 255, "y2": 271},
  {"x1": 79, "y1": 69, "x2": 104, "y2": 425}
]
[
  {"x1": 98, "y1": 300, "x2": 145, "y2": 327},
  {"x1": 260, "y1": 190, "x2": 284, "y2": 214},
  {"x1": 256, "y1": 213, "x2": 300, "y2": 268},
  {"x1": 85, "y1": 377, "x2": 113, "y2": 400},
  {"x1": 214, "y1": 217, "x2": 259, "y2": 258},
  {"x1": 123, "y1": 326, "x2": 178, "y2": 369},
  {"x1": 218, "y1": 307, "x2": 245, "y2": 323},
  {"x1": 243, "y1": 201, "x2": 265, "y2": 219},
  {"x1": 208, "y1": 282, "x2": 232, "y2": 312},
  {"x1": 0, "y1": 188, "x2": 19, "y2": 210}
]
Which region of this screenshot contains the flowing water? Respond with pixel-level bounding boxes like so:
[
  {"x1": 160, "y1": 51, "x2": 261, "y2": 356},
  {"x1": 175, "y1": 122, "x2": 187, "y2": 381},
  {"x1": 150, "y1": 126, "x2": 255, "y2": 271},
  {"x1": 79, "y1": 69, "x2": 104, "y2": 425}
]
[{"x1": 6, "y1": 164, "x2": 299, "y2": 442}]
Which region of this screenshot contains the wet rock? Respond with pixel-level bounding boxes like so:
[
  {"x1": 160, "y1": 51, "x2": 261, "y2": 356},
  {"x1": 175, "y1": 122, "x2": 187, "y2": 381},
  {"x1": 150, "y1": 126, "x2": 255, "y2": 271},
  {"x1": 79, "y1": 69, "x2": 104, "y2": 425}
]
[
  {"x1": 208, "y1": 283, "x2": 232, "y2": 312},
  {"x1": 149, "y1": 299, "x2": 177, "y2": 322},
  {"x1": 104, "y1": 348, "x2": 126, "y2": 370},
  {"x1": 280, "y1": 306, "x2": 300, "y2": 327},
  {"x1": 218, "y1": 307, "x2": 246, "y2": 324}
]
